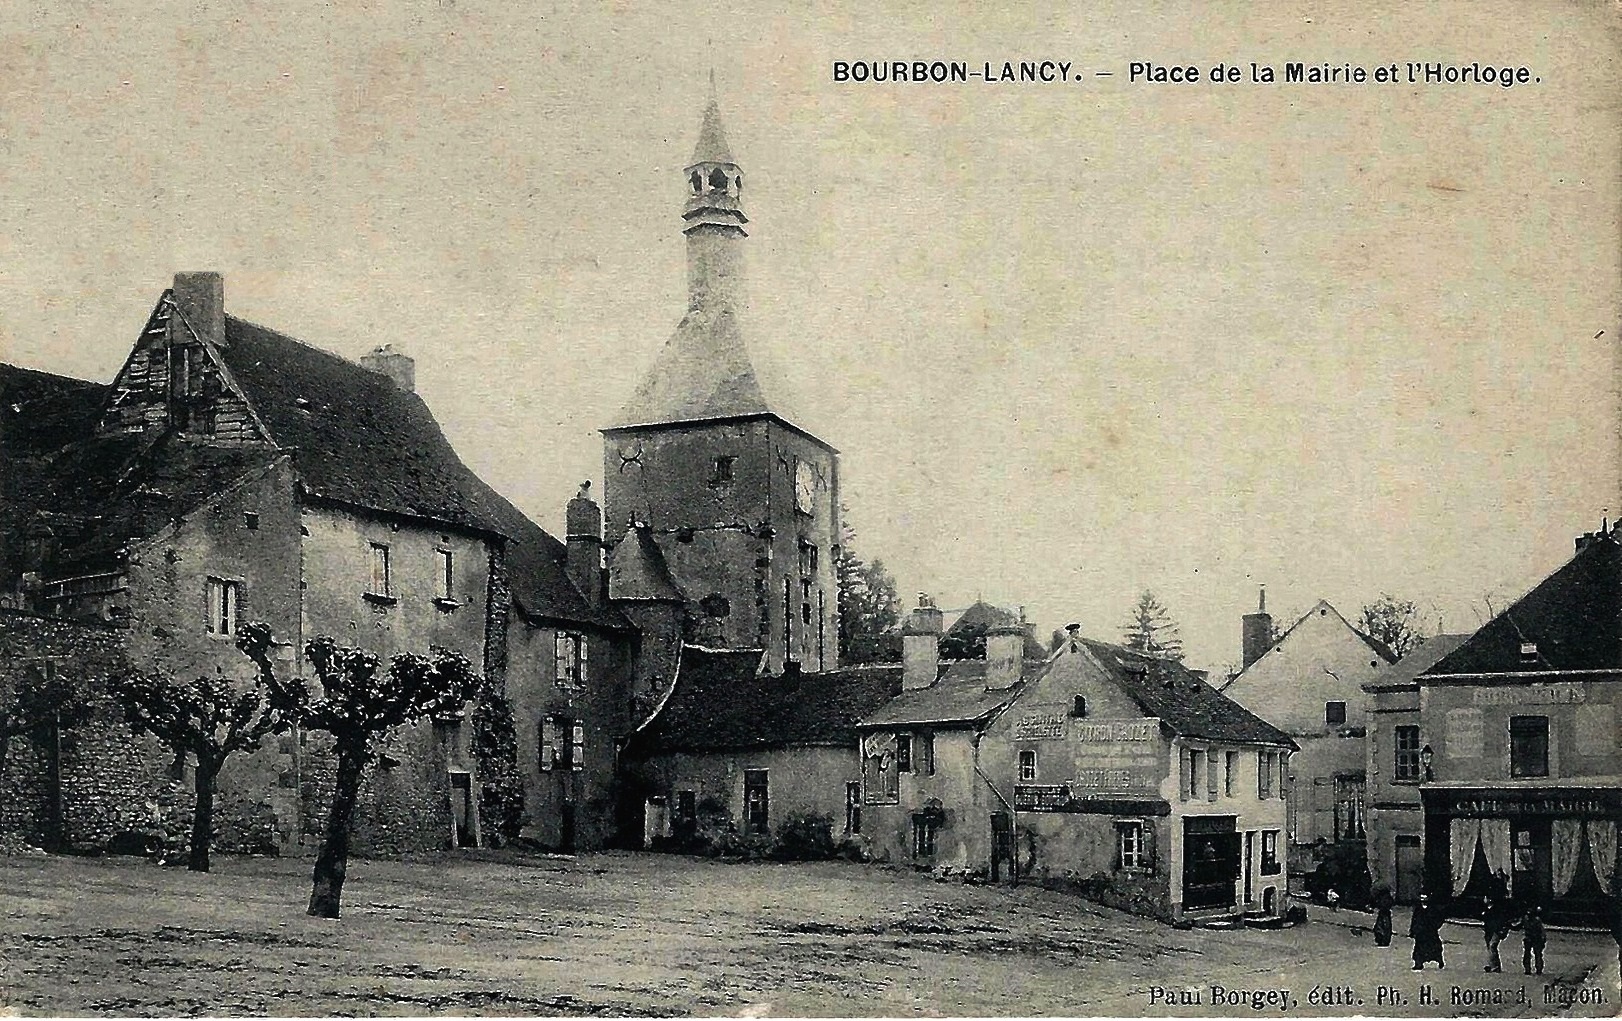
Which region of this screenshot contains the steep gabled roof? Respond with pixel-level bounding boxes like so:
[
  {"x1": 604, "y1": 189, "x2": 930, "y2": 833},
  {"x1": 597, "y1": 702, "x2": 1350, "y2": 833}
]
[
  {"x1": 1425, "y1": 534, "x2": 1622, "y2": 678},
  {"x1": 625, "y1": 647, "x2": 901, "y2": 755},
  {"x1": 607, "y1": 524, "x2": 684, "y2": 602},
  {"x1": 1074, "y1": 638, "x2": 1296, "y2": 748},
  {"x1": 608, "y1": 307, "x2": 780, "y2": 430}
]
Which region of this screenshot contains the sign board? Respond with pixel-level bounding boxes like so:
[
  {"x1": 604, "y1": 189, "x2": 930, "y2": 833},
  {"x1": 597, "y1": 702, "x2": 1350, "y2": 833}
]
[
  {"x1": 1446, "y1": 707, "x2": 1483, "y2": 759},
  {"x1": 1014, "y1": 712, "x2": 1068, "y2": 741},
  {"x1": 1472, "y1": 683, "x2": 1586, "y2": 706},
  {"x1": 1073, "y1": 719, "x2": 1157, "y2": 743}
]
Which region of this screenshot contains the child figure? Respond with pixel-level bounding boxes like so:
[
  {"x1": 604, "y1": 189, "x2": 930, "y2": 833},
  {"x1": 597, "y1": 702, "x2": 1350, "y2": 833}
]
[{"x1": 1521, "y1": 904, "x2": 1546, "y2": 976}]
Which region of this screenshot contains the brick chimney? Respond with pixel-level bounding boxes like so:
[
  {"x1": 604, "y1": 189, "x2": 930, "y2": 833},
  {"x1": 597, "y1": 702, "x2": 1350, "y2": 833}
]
[
  {"x1": 984, "y1": 622, "x2": 1025, "y2": 691},
  {"x1": 566, "y1": 481, "x2": 604, "y2": 606},
  {"x1": 361, "y1": 344, "x2": 416, "y2": 393},
  {"x1": 901, "y1": 593, "x2": 943, "y2": 691},
  {"x1": 171, "y1": 271, "x2": 225, "y2": 348},
  {"x1": 1241, "y1": 585, "x2": 1273, "y2": 670}
]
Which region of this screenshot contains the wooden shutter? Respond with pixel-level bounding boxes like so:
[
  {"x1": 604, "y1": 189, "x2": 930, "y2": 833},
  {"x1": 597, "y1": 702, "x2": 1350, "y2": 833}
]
[{"x1": 540, "y1": 717, "x2": 557, "y2": 771}]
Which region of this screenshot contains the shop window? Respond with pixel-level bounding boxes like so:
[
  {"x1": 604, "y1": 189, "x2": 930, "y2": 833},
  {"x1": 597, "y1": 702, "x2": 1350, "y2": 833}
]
[
  {"x1": 1261, "y1": 830, "x2": 1281, "y2": 875},
  {"x1": 205, "y1": 577, "x2": 240, "y2": 636},
  {"x1": 1325, "y1": 700, "x2": 1347, "y2": 726},
  {"x1": 1019, "y1": 748, "x2": 1037, "y2": 782},
  {"x1": 1394, "y1": 725, "x2": 1422, "y2": 782},
  {"x1": 1117, "y1": 820, "x2": 1146, "y2": 870},
  {"x1": 896, "y1": 733, "x2": 913, "y2": 773},
  {"x1": 1509, "y1": 716, "x2": 1549, "y2": 777},
  {"x1": 555, "y1": 632, "x2": 588, "y2": 687}
]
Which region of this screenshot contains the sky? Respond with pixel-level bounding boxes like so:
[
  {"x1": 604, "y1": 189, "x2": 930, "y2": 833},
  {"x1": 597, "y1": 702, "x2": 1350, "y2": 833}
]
[{"x1": 2, "y1": 1, "x2": 1618, "y2": 671}]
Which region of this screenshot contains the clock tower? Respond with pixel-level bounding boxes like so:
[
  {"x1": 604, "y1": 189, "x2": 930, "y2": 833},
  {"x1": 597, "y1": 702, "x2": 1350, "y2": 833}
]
[{"x1": 602, "y1": 92, "x2": 840, "y2": 675}]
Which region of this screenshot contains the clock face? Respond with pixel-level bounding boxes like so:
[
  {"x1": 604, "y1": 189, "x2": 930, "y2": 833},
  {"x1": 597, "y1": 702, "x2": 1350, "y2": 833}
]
[{"x1": 794, "y1": 461, "x2": 817, "y2": 514}]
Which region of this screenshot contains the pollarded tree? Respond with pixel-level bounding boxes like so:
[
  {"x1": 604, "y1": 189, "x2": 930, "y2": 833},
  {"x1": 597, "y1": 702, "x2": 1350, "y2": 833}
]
[
  {"x1": 112, "y1": 670, "x2": 286, "y2": 872},
  {"x1": 237, "y1": 623, "x2": 477, "y2": 918},
  {"x1": 1122, "y1": 590, "x2": 1185, "y2": 662}
]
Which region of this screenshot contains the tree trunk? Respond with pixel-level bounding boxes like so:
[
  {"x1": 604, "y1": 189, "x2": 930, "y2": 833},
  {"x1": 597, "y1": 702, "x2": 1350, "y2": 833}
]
[
  {"x1": 41, "y1": 713, "x2": 64, "y2": 853},
  {"x1": 188, "y1": 758, "x2": 218, "y2": 873},
  {"x1": 308, "y1": 741, "x2": 366, "y2": 918}
]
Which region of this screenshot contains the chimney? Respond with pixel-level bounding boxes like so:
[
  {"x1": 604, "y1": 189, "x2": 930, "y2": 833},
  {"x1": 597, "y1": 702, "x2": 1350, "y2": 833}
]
[
  {"x1": 1241, "y1": 584, "x2": 1273, "y2": 670},
  {"x1": 901, "y1": 593, "x2": 943, "y2": 691},
  {"x1": 566, "y1": 481, "x2": 604, "y2": 607},
  {"x1": 171, "y1": 271, "x2": 225, "y2": 349},
  {"x1": 984, "y1": 623, "x2": 1025, "y2": 691},
  {"x1": 361, "y1": 344, "x2": 416, "y2": 393},
  {"x1": 1064, "y1": 622, "x2": 1082, "y2": 653}
]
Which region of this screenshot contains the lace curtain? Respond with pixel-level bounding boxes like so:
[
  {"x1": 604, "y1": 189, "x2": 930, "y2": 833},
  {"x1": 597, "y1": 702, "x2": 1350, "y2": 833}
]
[
  {"x1": 1480, "y1": 818, "x2": 1512, "y2": 878},
  {"x1": 1589, "y1": 821, "x2": 1617, "y2": 896},
  {"x1": 1553, "y1": 818, "x2": 1585, "y2": 896},
  {"x1": 1450, "y1": 818, "x2": 1481, "y2": 894}
]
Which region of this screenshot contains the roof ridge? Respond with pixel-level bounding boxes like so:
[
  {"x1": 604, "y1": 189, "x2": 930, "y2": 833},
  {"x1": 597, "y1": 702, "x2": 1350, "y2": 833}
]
[{"x1": 226, "y1": 314, "x2": 376, "y2": 376}]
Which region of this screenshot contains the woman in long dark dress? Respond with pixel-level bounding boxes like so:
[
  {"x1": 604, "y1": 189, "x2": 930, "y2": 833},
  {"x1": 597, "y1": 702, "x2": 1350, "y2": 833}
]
[
  {"x1": 1372, "y1": 886, "x2": 1395, "y2": 948},
  {"x1": 1410, "y1": 894, "x2": 1445, "y2": 970}
]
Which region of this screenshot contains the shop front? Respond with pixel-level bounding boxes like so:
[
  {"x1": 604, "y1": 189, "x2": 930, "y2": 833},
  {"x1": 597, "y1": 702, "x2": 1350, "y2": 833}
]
[
  {"x1": 1182, "y1": 815, "x2": 1241, "y2": 911},
  {"x1": 1422, "y1": 785, "x2": 1620, "y2": 927}
]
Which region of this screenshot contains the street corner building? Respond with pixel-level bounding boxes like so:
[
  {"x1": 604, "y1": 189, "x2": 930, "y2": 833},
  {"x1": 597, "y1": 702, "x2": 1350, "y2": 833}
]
[
  {"x1": 0, "y1": 271, "x2": 638, "y2": 858},
  {"x1": 1395, "y1": 526, "x2": 1622, "y2": 927},
  {"x1": 1219, "y1": 592, "x2": 1398, "y2": 883}
]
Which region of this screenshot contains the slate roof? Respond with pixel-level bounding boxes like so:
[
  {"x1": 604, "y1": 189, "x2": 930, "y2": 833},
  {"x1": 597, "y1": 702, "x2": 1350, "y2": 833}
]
[
  {"x1": 1073, "y1": 638, "x2": 1297, "y2": 748},
  {"x1": 940, "y1": 599, "x2": 1050, "y2": 660},
  {"x1": 1424, "y1": 533, "x2": 1622, "y2": 677},
  {"x1": 859, "y1": 659, "x2": 1036, "y2": 728},
  {"x1": 625, "y1": 647, "x2": 902, "y2": 755},
  {"x1": 607, "y1": 524, "x2": 684, "y2": 602},
  {"x1": 690, "y1": 97, "x2": 735, "y2": 165},
  {"x1": 1363, "y1": 633, "x2": 1473, "y2": 693},
  {"x1": 1, "y1": 363, "x2": 282, "y2": 578}
]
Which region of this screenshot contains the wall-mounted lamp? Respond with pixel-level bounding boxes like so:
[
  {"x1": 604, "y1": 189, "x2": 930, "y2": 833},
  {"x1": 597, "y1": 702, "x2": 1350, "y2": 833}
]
[{"x1": 1419, "y1": 744, "x2": 1434, "y2": 783}]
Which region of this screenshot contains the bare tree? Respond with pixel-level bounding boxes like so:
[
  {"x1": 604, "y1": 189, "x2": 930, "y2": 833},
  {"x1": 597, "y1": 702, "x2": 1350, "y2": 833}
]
[
  {"x1": 238, "y1": 623, "x2": 476, "y2": 918},
  {"x1": 112, "y1": 670, "x2": 286, "y2": 872},
  {"x1": 1357, "y1": 593, "x2": 1430, "y2": 659}
]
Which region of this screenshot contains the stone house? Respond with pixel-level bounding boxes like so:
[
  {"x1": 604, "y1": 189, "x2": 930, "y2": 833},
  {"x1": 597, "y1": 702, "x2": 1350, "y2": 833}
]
[
  {"x1": 0, "y1": 273, "x2": 635, "y2": 856},
  {"x1": 982, "y1": 626, "x2": 1297, "y2": 924},
  {"x1": 1219, "y1": 594, "x2": 1397, "y2": 878},
  {"x1": 1407, "y1": 526, "x2": 1622, "y2": 927},
  {"x1": 620, "y1": 648, "x2": 897, "y2": 846},
  {"x1": 1361, "y1": 632, "x2": 1471, "y2": 904}
]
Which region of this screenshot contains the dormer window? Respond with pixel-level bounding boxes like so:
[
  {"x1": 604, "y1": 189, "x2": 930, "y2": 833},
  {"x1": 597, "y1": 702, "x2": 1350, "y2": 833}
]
[{"x1": 1520, "y1": 642, "x2": 1538, "y2": 662}]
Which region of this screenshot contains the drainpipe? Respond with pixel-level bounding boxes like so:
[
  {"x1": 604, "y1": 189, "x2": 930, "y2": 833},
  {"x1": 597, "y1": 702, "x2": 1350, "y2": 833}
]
[{"x1": 971, "y1": 732, "x2": 1019, "y2": 887}]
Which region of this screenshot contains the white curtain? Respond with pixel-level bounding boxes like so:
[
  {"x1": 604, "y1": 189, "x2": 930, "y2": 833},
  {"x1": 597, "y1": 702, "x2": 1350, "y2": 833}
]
[
  {"x1": 1589, "y1": 821, "x2": 1618, "y2": 896},
  {"x1": 1450, "y1": 818, "x2": 1481, "y2": 895},
  {"x1": 1553, "y1": 818, "x2": 1585, "y2": 896},
  {"x1": 1480, "y1": 818, "x2": 1512, "y2": 879}
]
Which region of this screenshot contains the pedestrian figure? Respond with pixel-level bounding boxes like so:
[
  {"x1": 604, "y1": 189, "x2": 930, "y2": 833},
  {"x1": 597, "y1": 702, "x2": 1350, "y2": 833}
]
[
  {"x1": 1326, "y1": 887, "x2": 1340, "y2": 911},
  {"x1": 1518, "y1": 904, "x2": 1545, "y2": 976},
  {"x1": 1372, "y1": 885, "x2": 1395, "y2": 948},
  {"x1": 1482, "y1": 892, "x2": 1514, "y2": 973},
  {"x1": 1410, "y1": 893, "x2": 1446, "y2": 970}
]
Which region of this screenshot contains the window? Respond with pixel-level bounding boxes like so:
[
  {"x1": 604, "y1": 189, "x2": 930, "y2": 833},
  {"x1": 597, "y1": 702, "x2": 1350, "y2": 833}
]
[
  {"x1": 434, "y1": 548, "x2": 454, "y2": 601},
  {"x1": 896, "y1": 733, "x2": 913, "y2": 773},
  {"x1": 1189, "y1": 750, "x2": 1207, "y2": 802},
  {"x1": 1224, "y1": 751, "x2": 1239, "y2": 797},
  {"x1": 918, "y1": 732, "x2": 935, "y2": 776},
  {"x1": 1018, "y1": 748, "x2": 1037, "y2": 782},
  {"x1": 1117, "y1": 821, "x2": 1146, "y2": 870},
  {"x1": 555, "y1": 632, "x2": 588, "y2": 687},
  {"x1": 801, "y1": 580, "x2": 813, "y2": 622},
  {"x1": 798, "y1": 542, "x2": 818, "y2": 576},
  {"x1": 744, "y1": 770, "x2": 769, "y2": 834},
  {"x1": 1279, "y1": 753, "x2": 1289, "y2": 799},
  {"x1": 1333, "y1": 775, "x2": 1366, "y2": 841},
  {"x1": 1206, "y1": 751, "x2": 1219, "y2": 801},
  {"x1": 845, "y1": 781, "x2": 862, "y2": 834},
  {"x1": 1509, "y1": 715, "x2": 1549, "y2": 778},
  {"x1": 243, "y1": 512, "x2": 259, "y2": 531},
  {"x1": 1394, "y1": 725, "x2": 1422, "y2": 782},
  {"x1": 1072, "y1": 695, "x2": 1087, "y2": 718},
  {"x1": 205, "y1": 578, "x2": 240, "y2": 636},
  {"x1": 912, "y1": 814, "x2": 939, "y2": 856},
  {"x1": 713, "y1": 455, "x2": 735, "y2": 482},
  {"x1": 539, "y1": 717, "x2": 557, "y2": 771},
  {"x1": 1258, "y1": 751, "x2": 1274, "y2": 799},
  {"x1": 368, "y1": 542, "x2": 391, "y2": 598},
  {"x1": 699, "y1": 594, "x2": 731, "y2": 618},
  {"x1": 676, "y1": 790, "x2": 697, "y2": 824},
  {"x1": 569, "y1": 720, "x2": 585, "y2": 771},
  {"x1": 1261, "y1": 830, "x2": 1281, "y2": 875},
  {"x1": 1325, "y1": 700, "x2": 1347, "y2": 726}
]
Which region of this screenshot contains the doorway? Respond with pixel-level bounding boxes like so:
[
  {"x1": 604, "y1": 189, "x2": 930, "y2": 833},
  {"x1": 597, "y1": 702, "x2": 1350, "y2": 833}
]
[
  {"x1": 1395, "y1": 835, "x2": 1423, "y2": 904},
  {"x1": 1183, "y1": 817, "x2": 1240, "y2": 911},
  {"x1": 1243, "y1": 831, "x2": 1256, "y2": 906},
  {"x1": 449, "y1": 771, "x2": 476, "y2": 848},
  {"x1": 744, "y1": 770, "x2": 769, "y2": 835}
]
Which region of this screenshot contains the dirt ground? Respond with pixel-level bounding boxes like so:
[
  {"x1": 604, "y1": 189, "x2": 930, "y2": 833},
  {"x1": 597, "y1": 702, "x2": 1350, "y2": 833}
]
[{"x1": 0, "y1": 850, "x2": 1614, "y2": 1017}]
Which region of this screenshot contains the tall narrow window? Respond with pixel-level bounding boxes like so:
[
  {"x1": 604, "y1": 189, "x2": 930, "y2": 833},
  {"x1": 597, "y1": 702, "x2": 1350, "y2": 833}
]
[
  {"x1": 896, "y1": 733, "x2": 913, "y2": 773},
  {"x1": 1509, "y1": 716, "x2": 1549, "y2": 778},
  {"x1": 555, "y1": 632, "x2": 587, "y2": 687},
  {"x1": 1117, "y1": 820, "x2": 1145, "y2": 870},
  {"x1": 1258, "y1": 751, "x2": 1274, "y2": 799},
  {"x1": 205, "y1": 578, "x2": 240, "y2": 636},
  {"x1": 918, "y1": 732, "x2": 935, "y2": 776},
  {"x1": 782, "y1": 577, "x2": 793, "y2": 658},
  {"x1": 1393, "y1": 725, "x2": 1421, "y2": 782},
  {"x1": 1224, "y1": 750, "x2": 1239, "y2": 797},
  {"x1": 434, "y1": 548, "x2": 454, "y2": 601},
  {"x1": 1018, "y1": 748, "x2": 1037, "y2": 781},
  {"x1": 1261, "y1": 830, "x2": 1281, "y2": 875},
  {"x1": 368, "y1": 543, "x2": 391, "y2": 598}
]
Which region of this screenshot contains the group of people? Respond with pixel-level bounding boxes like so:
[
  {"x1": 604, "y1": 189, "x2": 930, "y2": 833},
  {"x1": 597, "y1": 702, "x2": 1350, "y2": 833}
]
[{"x1": 1388, "y1": 871, "x2": 1548, "y2": 974}]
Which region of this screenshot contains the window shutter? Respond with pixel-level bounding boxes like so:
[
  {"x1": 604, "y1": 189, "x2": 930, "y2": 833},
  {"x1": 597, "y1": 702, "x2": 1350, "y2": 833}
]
[
  {"x1": 540, "y1": 717, "x2": 556, "y2": 771},
  {"x1": 571, "y1": 722, "x2": 586, "y2": 770},
  {"x1": 578, "y1": 638, "x2": 589, "y2": 684}
]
